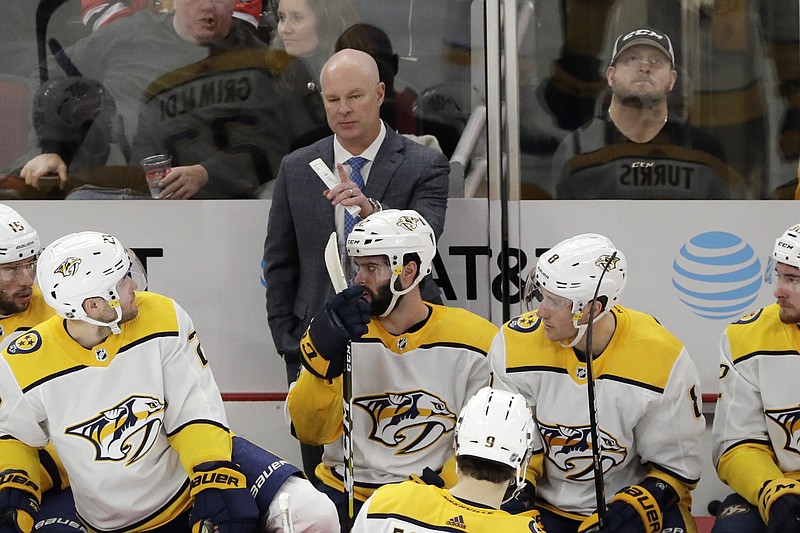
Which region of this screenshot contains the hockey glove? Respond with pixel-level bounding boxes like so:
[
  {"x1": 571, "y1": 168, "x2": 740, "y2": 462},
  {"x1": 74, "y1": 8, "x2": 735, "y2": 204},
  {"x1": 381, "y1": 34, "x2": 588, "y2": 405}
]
[
  {"x1": 758, "y1": 478, "x2": 800, "y2": 532},
  {"x1": 189, "y1": 462, "x2": 258, "y2": 533},
  {"x1": 0, "y1": 484, "x2": 39, "y2": 533},
  {"x1": 302, "y1": 285, "x2": 370, "y2": 379},
  {"x1": 578, "y1": 477, "x2": 677, "y2": 533},
  {"x1": 408, "y1": 467, "x2": 445, "y2": 488},
  {"x1": 501, "y1": 480, "x2": 536, "y2": 514}
]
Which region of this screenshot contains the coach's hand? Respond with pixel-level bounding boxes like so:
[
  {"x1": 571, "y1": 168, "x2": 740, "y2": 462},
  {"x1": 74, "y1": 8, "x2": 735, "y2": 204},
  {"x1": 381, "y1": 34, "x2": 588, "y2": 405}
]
[
  {"x1": 759, "y1": 478, "x2": 800, "y2": 533},
  {"x1": 302, "y1": 286, "x2": 370, "y2": 379},
  {"x1": 189, "y1": 461, "x2": 258, "y2": 533},
  {"x1": 0, "y1": 487, "x2": 39, "y2": 533}
]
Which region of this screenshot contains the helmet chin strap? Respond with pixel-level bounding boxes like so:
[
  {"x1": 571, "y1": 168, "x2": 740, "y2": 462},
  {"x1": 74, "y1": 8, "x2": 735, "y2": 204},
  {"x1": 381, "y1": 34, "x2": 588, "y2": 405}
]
[
  {"x1": 560, "y1": 307, "x2": 608, "y2": 349},
  {"x1": 379, "y1": 268, "x2": 421, "y2": 318},
  {"x1": 561, "y1": 323, "x2": 588, "y2": 348},
  {"x1": 82, "y1": 300, "x2": 123, "y2": 334}
]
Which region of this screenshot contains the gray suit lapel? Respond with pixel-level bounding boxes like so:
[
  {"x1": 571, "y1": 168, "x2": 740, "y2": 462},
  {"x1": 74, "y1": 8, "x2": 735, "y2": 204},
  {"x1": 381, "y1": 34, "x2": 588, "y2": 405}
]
[{"x1": 365, "y1": 129, "x2": 403, "y2": 201}]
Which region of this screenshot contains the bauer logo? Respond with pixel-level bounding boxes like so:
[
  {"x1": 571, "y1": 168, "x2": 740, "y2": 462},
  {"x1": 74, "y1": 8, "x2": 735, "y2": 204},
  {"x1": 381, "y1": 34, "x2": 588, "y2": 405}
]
[{"x1": 672, "y1": 232, "x2": 761, "y2": 320}]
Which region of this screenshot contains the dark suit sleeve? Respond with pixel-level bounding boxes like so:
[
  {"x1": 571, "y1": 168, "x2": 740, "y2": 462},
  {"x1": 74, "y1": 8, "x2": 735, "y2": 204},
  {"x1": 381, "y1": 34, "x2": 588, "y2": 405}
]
[
  {"x1": 413, "y1": 149, "x2": 449, "y2": 240},
  {"x1": 394, "y1": 142, "x2": 449, "y2": 241},
  {"x1": 263, "y1": 158, "x2": 299, "y2": 355}
]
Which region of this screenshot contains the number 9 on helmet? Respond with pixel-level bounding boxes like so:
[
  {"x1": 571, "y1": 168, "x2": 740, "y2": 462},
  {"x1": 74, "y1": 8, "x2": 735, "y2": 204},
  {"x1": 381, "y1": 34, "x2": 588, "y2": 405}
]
[
  {"x1": 455, "y1": 387, "x2": 535, "y2": 492},
  {"x1": 37, "y1": 231, "x2": 132, "y2": 334}
]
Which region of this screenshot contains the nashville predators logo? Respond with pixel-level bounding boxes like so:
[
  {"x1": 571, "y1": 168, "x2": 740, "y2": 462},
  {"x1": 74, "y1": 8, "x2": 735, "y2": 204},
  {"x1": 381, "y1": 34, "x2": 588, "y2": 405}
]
[
  {"x1": 766, "y1": 406, "x2": 800, "y2": 455},
  {"x1": 539, "y1": 421, "x2": 627, "y2": 480},
  {"x1": 396, "y1": 216, "x2": 420, "y2": 232},
  {"x1": 354, "y1": 390, "x2": 457, "y2": 455},
  {"x1": 595, "y1": 255, "x2": 620, "y2": 271},
  {"x1": 66, "y1": 395, "x2": 165, "y2": 465},
  {"x1": 53, "y1": 257, "x2": 82, "y2": 277}
]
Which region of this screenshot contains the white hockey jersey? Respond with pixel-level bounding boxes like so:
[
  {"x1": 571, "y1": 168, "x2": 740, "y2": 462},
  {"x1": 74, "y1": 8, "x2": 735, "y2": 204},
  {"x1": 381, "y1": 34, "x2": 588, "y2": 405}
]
[
  {"x1": 0, "y1": 291, "x2": 232, "y2": 532},
  {"x1": 288, "y1": 304, "x2": 496, "y2": 500},
  {"x1": 712, "y1": 303, "x2": 800, "y2": 504},
  {"x1": 489, "y1": 306, "x2": 705, "y2": 516}
]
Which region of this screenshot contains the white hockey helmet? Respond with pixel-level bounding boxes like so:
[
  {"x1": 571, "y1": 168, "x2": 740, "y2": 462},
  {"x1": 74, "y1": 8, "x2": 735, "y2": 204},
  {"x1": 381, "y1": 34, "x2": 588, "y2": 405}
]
[
  {"x1": 346, "y1": 209, "x2": 436, "y2": 316},
  {"x1": 765, "y1": 223, "x2": 800, "y2": 288},
  {"x1": 526, "y1": 233, "x2": 627, "y2": 347},
  {"x1": 0, "y1": 204, "x2": 40, "y2": 264},
  {"x1": 455, "y1": 387, "x2": 534, "y2": 489},
  {"x1": 772, "y1": 223, "x2": 800, "y2": 270},
  {"x1": 37, "y1": 231, "x2": 131, "y2": 334}
]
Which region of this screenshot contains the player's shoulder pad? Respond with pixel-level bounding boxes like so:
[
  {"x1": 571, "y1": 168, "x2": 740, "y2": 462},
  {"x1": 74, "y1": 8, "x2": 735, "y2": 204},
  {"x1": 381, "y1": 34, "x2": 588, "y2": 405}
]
[{"x1": 506, "y1": 311, "x2": 541, "y2": 333}]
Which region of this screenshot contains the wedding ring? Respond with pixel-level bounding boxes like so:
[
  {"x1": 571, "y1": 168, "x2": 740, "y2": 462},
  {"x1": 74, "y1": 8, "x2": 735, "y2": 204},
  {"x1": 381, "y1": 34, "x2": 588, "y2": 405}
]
[{"x1": 348, "y1": 188, "x2": 354, "y2": 196}]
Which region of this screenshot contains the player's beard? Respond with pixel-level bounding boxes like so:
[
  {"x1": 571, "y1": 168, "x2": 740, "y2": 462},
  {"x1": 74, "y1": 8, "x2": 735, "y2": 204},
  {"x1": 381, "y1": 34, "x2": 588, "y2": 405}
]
[
  {"x1": 778, "y1": 305, "x2": 800, "y2": 325},
  {"x1": 0, "y1": 288, "x2": 30, "y2": 316},
  {"x1": 366, "y1": 279, "x2": 397, "y2": 317},
  {"x1": 616, "y1": 81, "x2": 670, "y2": 110}
]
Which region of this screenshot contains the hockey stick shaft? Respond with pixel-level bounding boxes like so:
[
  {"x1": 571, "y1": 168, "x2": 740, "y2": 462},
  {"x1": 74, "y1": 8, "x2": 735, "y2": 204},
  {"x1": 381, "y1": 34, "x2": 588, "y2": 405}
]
[
  {"x1": 584, "y1": 251, "x2": 617, "y2": 530},
  {"x1": 323, "y1": 232, "x2": 355, "y2": 528}
]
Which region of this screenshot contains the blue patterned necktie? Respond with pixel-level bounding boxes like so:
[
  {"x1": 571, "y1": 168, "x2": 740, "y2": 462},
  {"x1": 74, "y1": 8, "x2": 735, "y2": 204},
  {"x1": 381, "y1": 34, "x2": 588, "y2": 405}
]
[{"x1": 344, "y1": 157, "x2": 367, "y2": 237}]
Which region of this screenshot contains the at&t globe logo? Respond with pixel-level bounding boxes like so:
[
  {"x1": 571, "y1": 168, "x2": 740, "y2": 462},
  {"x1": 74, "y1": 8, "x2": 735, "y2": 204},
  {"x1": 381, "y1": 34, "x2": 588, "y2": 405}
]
[{"x1": 672, "y1": 232, "x2": 762, "y2": 320}]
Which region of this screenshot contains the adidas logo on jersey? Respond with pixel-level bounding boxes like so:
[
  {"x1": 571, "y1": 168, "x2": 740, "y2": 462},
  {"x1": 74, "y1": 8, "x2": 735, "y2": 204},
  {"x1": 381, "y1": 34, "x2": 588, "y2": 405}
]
[{"x1": 445, "y1": 515, "x2": 466, "y2": 529}]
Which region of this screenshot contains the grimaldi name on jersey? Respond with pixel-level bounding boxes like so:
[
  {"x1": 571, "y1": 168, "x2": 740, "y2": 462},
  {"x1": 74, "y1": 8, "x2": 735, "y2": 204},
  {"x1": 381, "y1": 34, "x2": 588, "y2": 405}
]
[
  {"x1": 159, "y1": 75, "x2": 253, "y2": 120},
  {"x1": 620, "y1": 161, "x2": 695, "y2": 190}
]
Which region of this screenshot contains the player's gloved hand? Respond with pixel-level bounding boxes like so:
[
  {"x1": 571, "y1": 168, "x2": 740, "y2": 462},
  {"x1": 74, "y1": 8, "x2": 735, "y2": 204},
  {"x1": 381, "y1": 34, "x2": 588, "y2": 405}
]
[
  {"x1": 408, "y1": 467, "x2": 445, "y2": 488},
  {"x1": 0, "y1": 486, "x2": 39, "y2": 533},
  {"x1": 501, "y1": 480, "x2": 536, "y2": 514},
  {"x1": 578, "y1": 477, "x2": 677, "y2": 533},
  {"x1": 758, "y1": 478, "x2": 800, "y2": 533},
  {"x1": 302, "y1": 285, "x2": 370, "y2": 379},
  {"x1": 189, "y1": 461, "x2": 258, "y2": 533}
]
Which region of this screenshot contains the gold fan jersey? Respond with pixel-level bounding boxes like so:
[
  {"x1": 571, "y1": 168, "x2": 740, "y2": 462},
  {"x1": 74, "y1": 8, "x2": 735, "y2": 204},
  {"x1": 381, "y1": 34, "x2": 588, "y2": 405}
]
[
  {"x1": 712, "y1": 304, "x2": 800, "y2": 505},
  {"x1": 0, "y1": 291, "x2": 233, "y2": 532},
  {"x1": 489, "y1": 306, "x2": 704, "y2": 517},
  {"x1": 0, "y1": 285, "x2": 55, "y2": 351},
  {"x1": 288, "y1": 304, "x2": 496, "y2": 501},
  {"x1": 351, "y1": 481, "x2": 541, "y2": 533}
]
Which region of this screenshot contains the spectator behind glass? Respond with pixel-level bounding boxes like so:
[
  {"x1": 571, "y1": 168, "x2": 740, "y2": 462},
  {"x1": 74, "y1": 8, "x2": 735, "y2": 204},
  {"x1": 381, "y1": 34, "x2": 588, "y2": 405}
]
[
  {"x1": 550, "y1": 27, "x2": 746, "y2": 199},
  {"x1": 80, "y1": 0, "x2": 265, "y2": 33},
  {"x1": 21, "y1": 0, "x2": 300, "y2": 199},
  {"x1": 270, "y1": 0, "x2": 359, "y2": 147}
]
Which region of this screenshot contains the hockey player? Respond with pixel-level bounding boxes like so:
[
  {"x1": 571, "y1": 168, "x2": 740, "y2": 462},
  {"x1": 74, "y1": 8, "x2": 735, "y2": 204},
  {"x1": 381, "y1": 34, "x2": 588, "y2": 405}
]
[
  {"x1": 0, "y1": 205, "x2": 51, "y2": 349},
  {"x1": 351, "y1": 387, "x2": 546, "y2": 532},
  {"x1": 0, "y1": 231, "x2": 338, "y2": 533},
  {"x1": 488, "y1": 233, "x2": 705, "y2": 533},
  {"x1": 287, "y1": 209, "x2": 496, "y2": 531},
  {"x1": 710, "y1": 223, "x2": 800, "y2": 533}
]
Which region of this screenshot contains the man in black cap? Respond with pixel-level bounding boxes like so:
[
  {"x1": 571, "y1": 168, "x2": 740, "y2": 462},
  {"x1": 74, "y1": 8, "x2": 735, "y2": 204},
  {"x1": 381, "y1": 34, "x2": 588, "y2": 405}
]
[{"x1": 551, "y1": 27, "x2": 746, "y2": 200}]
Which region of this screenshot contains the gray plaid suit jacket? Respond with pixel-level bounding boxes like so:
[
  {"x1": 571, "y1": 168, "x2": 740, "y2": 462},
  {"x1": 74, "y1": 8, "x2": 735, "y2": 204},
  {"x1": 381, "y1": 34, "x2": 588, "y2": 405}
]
[{"x1": 263, "y1": 127, "x2": 449, "y2": 357}]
